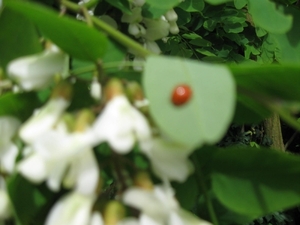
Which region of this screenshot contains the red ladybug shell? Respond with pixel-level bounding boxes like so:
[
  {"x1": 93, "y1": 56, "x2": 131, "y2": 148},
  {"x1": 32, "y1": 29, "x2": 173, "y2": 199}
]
[{"x1": 171, "y1": 84, "x2": 192, "y2": 106}]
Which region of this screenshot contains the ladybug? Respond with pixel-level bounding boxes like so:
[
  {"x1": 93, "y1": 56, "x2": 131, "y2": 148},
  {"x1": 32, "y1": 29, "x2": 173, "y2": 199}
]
[{"x1": 171, "y1": 84, "x2": 192, "y2": 106}]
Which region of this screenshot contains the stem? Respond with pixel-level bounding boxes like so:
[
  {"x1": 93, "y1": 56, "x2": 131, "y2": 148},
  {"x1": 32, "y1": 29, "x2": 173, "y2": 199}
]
[
  {"x1": 192, "y1": 156, "x2": 219, "y2": 225},
  {"x1": 91, "y1": 17, "x2": 151, "y2": 57},
  {"x1": 61, "y1": 0, "x2": 152, "y2": 57}
]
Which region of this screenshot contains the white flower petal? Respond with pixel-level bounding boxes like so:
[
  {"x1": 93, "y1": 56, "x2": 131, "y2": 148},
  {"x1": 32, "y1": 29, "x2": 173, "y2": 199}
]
[
  {"x1": 90, "y1": 212, "x2": 104, "y2": 225},
  {"x1": 46, "y1": 162, "x2": 68, "y2": 192},
  {"x1": 19, "y1": 98, "x2": 69, "y2": 144},
  {"x1": 45, "y1": 192, "x2": 96, "y2": 225},
  {"x1": 143, "y1": 18, "x2": 170, "y2": 41},
  {"x1": 0, "y1": 190, "x2": 10, "y2": 219},
  {"x1": 64, "y1": 149, "x2": 99, "y2": 195},
  {"x1": 17, "y1": 154, "x2": 48, "y2": 183},
  {"x1": 7, "y1": 51, "x2": 67, "y2": 91},
  {"x1": 93, "y1": 96, "x2": 151, "y2": 154},
  {"x1": 176, "y1": 209, "x2": 213, "y2": 225},
  {"x1": 0, "y1": 116, "x2": 21, "y2": 142},
  {"x1": 142, "y1": 138, "x2": 194, "y2": 182},
  {"x1": 0, "y1": 143, "x2": 18, "y2": 173},
  {"x1": 123, "y1": 187, "x2": 169, "y2": 221}
]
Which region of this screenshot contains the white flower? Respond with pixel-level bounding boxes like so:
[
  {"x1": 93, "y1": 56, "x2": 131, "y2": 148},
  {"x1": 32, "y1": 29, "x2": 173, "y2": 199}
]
[
  {"x1": 45, "y1": 191, "x2": 103, "y2": 225},
  {"x1": 144, "y1": 41, "x2": 161, "y2": 54},
  {"x1": 0, "y1": 177, "x2": 11, "y2": 220},
  {"x1": 121, "y1": 7, "x2": 143, "y2": 24},
  {"x1": 123, "y1": 184, "x2": 212, "y2": 225},
  {"x1": 143, "y1": 18, "x2": 170, "y2": 41},
  {"x1": 141, "y1": 138, "x2": 194, "y2": 182},
  {"x1": 19, "y1": 97, "x2": 70, "y2": 144},
  {"x1": 0, "y1": 116, "x2": 21, "y2": 173},
  {"x1": 18, "y1": 128, "x2": 99, "y2": 194},
  {"x1": 7, "y1": 50, "x2": 67, "y2": 91},
  {"x1": 92, "y1": 95, "x2": 152, "y2": 154}
]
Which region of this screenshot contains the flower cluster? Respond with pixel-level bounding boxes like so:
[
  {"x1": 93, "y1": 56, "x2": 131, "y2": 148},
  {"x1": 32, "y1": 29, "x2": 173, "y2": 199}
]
[
  {"x1": 0, "y1": 8, "x2": 209, "y2": 225},
  {"x1": 121, "y1": 0, "x2": 180, "y2": 70}
]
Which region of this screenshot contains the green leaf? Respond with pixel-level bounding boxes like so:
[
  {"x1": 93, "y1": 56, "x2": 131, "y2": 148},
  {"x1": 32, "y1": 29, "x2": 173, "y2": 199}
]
[
  {"x1": 229, "y1": 64, "x2": 300, "y2": 102},
  {"x1": 105, "y1": 0, "x2": 131, "y2": 14},
  {"x1": 271, "y1": 7, "x2": 300, "y2": 63},
  {"x1": 142, "y1": 0, "x2": 182, "y2": 18},
  {"x1": 5, "y1": 1, "x2": 108, "y2": 62},
  {"x1": 177, "y1": 0, "x2": 205, "y2": 12},
  {"x1": 204, "y1": 0, "x2": 233, "y2": 5},
  {"x1": 143, "y1": 55, "x2": 236, "y2": 148},
  {"x1": 233, "y1": 94, "x2": 271, "y2": 124},
  {"x1": 211, "y1": 147, "x2": 300, "y2": 216},
  {"x1": 0, "y1": 92, "x2": 40, "y2": 121},
  {"x1": 0, "y1": 7, "x2": 42, "y2": 70},
  {"x1": 248, "y1": 0, "x2": 292, "y2": 34},
  {"x1": 7, "y1": 174, "x2": 61, "y2": 225},
  {"x1": 234, "y1": 0, "x2": 247, "y2": 9},
  {"x1": 173, "y1": 175, "x2": 199, "y2": 210}
]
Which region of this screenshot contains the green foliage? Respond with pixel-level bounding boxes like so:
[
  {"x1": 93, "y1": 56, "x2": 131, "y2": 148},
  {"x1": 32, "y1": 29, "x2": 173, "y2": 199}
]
[
  {"x1": 248, "y1": 0, "x2": 292, "y2": 34},
  {"x1": 0, "y1": 92, "x2": 40, "y2": 121},
  {"x1": 211, "y1": 147, "x2": 300, "y2": 217},
  {"x1": 7, "y1": 174, "x2": 62, "y2": 225},
  {"x1": 0, "y1": 8, "x2": 42, "y2": 70},
  {"x1": 5, "y1": 0, "x2": 108, "y2": 62},
  {"x1": 143, "y1": 55, "x2": 236, "y2": 148}
]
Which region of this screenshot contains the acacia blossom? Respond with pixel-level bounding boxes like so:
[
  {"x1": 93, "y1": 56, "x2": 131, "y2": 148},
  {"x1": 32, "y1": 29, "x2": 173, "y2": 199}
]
[
  {"x1": 92, "y1": 95, "x2": 152, "y2": 154},
  {"x1": 0, "y1": 116, "x2": 21, "y2": 173},
  {"x1": 141, "y1": 138, "x2": 194, "y2": 182},
  {"x1": 7, "y1": 48, "x2": 67, "y2": 91},
  {"x1": 45, "y1": 191, "x2": 103, "y2": 225},
  {"x1": 123, "y1": 184, "x2": 212, "y2": 225}
]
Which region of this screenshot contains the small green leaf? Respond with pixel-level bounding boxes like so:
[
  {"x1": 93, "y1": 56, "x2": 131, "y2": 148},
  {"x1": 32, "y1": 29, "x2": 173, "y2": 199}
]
[
  {"x1": 271, "y1": 7, "x2": 300, "y2": 63},
  {"x1": 212, "y1": 147, "x2": 300, "y2": 216},
  {"x1": 234, "y1": 0, "x2": 247, "y2": 9},
  {"x1": 248, "y1": 0, "x2": 292, "y2": 34},
  {"x1": 143, "y1": 55, "x2": 236, "y2": 148},
  {"x1": 105, "y1": 0, "x2": 131, "y2": 14},
  {"x1": 177, "y1": 0, "x2": 205, "y2": 12},
  {"x1": 5, "y1": 1, "x2": 108, "y2": 62},
  {"x1": 142, "y1": 0, "x2": 182, "y2": 18}
]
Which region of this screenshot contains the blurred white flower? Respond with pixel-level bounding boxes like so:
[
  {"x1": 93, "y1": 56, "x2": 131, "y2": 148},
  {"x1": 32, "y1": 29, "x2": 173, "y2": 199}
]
[
  {"x1": 121, "y1": 7, "x2": 143, "y2": 24},
  {"x1": 141, "y1": 138, "x2": 194, "y2": 182},
  {"x1": 45, "y1": 191, "x2": 103, "y2": 225},
  {"x1": 144, "y1": 41, "x2": 161, "y2": 54},
  {"x1": 0, "y1": 177, "x2": 11, "y2": 220},
  {"x1": 143, "y1": 18, "x2": 170, "y2": 41},
  {"x1": 0, "y1": 116, "x2": 21, "y2": 173},
  {"x1": 19, "y1": 97, "x2": 70, "y2": 144},
  {"x1": 7, "y1": 50, "x2": 67, "y2": 91},
  {"x1": 18, "y1": 127, "x2": 99, "y2": 194},
  {"x1": 123, "y1": 184, "x2": 212, "y2": 225},
  {"x1": 92, "y1": 95, "x2": 152, "y2": 154}
]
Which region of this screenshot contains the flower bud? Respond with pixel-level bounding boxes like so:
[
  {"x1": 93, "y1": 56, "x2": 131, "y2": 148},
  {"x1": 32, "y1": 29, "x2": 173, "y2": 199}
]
[
  {"x1": 133, "y1": 171, "x2": 154, "y2": 190},
  {"x1": 164, "y1": 9, "x2": 178, "y2": 22},
  {"x1": 90, "y1": 77, "x2": 102, "y2": 100},
  {"x1": 74, "y1": 109, "x2": 95, "y2": 132},
  {"x1": 126, "y1": 81, "x2": 144, "y2": 103},
  {"x1": 7, "y1": 50, "x2": 67, "y2": 91},
  {"x1": 103, "y1": 201, "x2": 126, "y2": 225},
  {"x1": 50, "y1": 82, "x2": 73, "y2": 101},
  {"x1": 104, "y1": 78, "x2": 124, "y2": 101}
]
